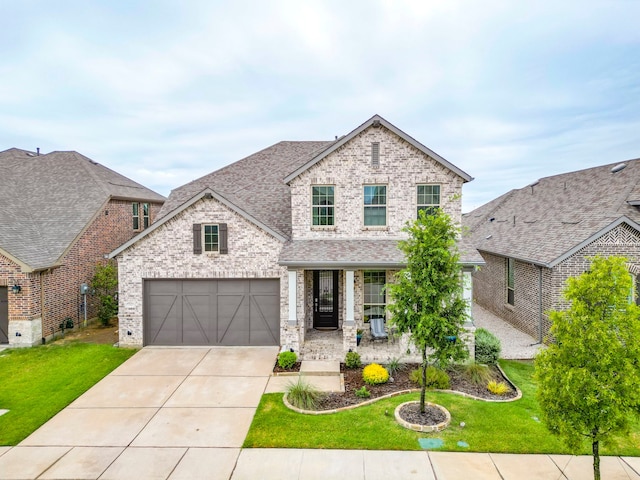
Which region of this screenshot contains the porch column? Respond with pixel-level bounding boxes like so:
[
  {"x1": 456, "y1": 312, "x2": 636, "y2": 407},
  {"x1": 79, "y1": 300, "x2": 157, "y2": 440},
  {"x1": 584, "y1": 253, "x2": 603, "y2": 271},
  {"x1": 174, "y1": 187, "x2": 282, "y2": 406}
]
[
  {"x1": 288, "y1": 269, "x2": 297, "y2": 326},
  {"x1": 463, "y1": 269, "x2": 473, "y2": 325},
  {"x1": 345, "y1": 270, "x2": 355, "y2": 325}
]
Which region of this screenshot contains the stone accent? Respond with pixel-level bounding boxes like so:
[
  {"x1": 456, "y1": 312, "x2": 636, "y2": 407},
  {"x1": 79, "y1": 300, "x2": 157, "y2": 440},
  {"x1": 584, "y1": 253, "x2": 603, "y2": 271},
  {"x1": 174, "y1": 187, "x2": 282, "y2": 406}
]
[
  {"x1": 8, "y1": 318, "x2": 42, "y2": 347},
  {"x1": 474, "y1": 223, "x2": 640, "y2": 339},
  {"x1": 289, "y1": 124, "x2": 464, "y2": 241}
]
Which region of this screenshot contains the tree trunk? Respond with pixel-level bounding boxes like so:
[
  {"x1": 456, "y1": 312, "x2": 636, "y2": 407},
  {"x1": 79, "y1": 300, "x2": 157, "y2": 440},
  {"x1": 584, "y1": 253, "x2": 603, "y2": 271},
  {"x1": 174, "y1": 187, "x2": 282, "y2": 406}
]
[
  {"x1": 592, "y1": 439, "x2": 600, "y2": 480},
  {"x1": 420, "y1": 347, "x2": 427, "y2": 413}
]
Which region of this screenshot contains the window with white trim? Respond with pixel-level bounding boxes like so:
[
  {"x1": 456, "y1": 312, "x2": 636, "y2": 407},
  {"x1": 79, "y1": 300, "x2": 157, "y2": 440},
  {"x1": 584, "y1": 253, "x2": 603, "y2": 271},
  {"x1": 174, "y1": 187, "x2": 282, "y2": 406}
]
[
  {"x1": 417, "y1": 184, "x2": 440, "y2": 217},
  {"x1": 132, "y1": 203, "x2": 140, "y2": 230},
  {"x1": 143, "y1": 203, "x2": 150, "y2": 229},
  {"x1": 312, "y1": 186, "x2": 335, "y2": 226},
  {"x1": 203, "y1": 224, "x2": 219, "y2": 252},
  {"x1": 506, "y1": 258, "x2": 515, "y2": 305},
  {"x1": 364, "y1": 271, "x2": 386, "y2": 323},
  {"x1": 363, "y1": 185, "x2": 387, "y2": 226}
]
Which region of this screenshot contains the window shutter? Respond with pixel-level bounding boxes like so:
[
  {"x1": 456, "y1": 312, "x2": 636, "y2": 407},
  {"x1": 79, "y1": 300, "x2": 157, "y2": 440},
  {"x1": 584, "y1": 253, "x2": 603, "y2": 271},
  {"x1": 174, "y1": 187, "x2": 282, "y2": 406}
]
[
  {"x1": 219, "y1": 223, "x2": 228, "y2": 254},
  {"x1": 193, "y1": 224, "x2": 202, "y2": 254}
]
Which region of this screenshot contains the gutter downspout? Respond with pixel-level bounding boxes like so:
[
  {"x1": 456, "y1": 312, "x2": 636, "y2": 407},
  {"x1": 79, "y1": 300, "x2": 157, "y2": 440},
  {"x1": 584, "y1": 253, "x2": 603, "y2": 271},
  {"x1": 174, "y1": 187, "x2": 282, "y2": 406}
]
[
  {"x1": 40, "y1": 272, "x2": 46, "y2": 344},
  {"x1": 538, "y1": 265, "x2": 543, "y2": 344}
]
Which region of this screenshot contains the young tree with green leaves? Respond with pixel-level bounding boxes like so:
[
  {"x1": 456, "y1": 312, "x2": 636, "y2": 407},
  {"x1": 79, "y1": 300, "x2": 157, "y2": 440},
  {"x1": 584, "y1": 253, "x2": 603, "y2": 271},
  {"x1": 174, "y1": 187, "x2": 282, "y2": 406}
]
[
  {"x1": 535, "y1": 256, "x2": 640, "y2": 480},
  {"x1": 91, "y1": 262, "x2": 118, "y2": 326},
  {"x1": 387, "y1": 209, "x2": 469, "y2": 413}
]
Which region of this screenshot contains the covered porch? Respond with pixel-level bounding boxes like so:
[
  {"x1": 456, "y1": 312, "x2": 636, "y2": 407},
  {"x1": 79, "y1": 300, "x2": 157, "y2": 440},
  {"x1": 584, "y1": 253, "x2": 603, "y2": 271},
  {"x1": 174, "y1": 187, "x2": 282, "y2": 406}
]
[{"x1": 279, "y1": 239, "x2": 480, "y2": 362}]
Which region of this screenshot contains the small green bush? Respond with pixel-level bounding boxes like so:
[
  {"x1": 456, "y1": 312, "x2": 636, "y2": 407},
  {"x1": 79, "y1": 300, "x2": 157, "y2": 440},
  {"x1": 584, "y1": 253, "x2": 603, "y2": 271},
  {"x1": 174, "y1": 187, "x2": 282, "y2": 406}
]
[
  {"x1": 384, "y1": 356, "x2": 404, "y2": 377},
  {"x1": 345, "y1": 351, "x2": 362, "y2": 369},
  {"x1": 277, "y1": 351, "x2": 297, "y2": 370},
  {"x1": 475, "y1": 328, "x2": 501, "y2": 365},
  {"x1": 459, "y1": 362, "x2": 492, "y2": 385},
  {"x1": 362, "y1": 363, "x2": 389, "y2": 385},
  {"x1": 487, "y1": 380, "x2": 510, "y2": 396},
  {"x1": 286, "y1": 378, "x2": 324, "y2": 410},
  {"x1": 409, "y1": 366, "x2": 450, "y2": 389},
  {"x1": 355, "y1": 386, "x2": 371, "y2": 398}
]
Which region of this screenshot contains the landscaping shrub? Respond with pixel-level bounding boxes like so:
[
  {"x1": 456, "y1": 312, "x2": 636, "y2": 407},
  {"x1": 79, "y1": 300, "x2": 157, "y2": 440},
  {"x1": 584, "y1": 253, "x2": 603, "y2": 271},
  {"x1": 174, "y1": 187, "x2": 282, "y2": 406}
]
[
  {"x1": 345, "y1": 351, "x2": 362, "y2": 369},
  {"x1": 409, "y1": 366, "x2": 450, "y2": 389},
  {"x1": 362, "y1": 363, "x2": 389, "y2": 385},
  {"x1": 459, "y1": 362, "x2": 492, "y2": 385},
  {"x1": 277, "y1": 351, "x2": 297, "y2": 370},
  {"x1": 384, "y1": 356, "x2": 404, "y2": 377},
  {"x1": 355, "y1": 386, "x2": 371, "y2": 398},
  {"x1": 286, "y1": 378, "x2": 324, "y2": 410},
  {"x1": 487, "y1": 380, "x2": 510, "y2": 396},
  {"x1": 475, "y1": 328, "x2": 501, "y2": 365}
]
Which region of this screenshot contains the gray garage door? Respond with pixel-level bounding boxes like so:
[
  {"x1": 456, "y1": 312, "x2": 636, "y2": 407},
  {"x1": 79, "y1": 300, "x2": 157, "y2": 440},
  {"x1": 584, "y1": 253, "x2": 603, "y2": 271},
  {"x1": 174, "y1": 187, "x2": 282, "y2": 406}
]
[{"x1": 144, "y1": 279, "x2": 280, "y2": 346}]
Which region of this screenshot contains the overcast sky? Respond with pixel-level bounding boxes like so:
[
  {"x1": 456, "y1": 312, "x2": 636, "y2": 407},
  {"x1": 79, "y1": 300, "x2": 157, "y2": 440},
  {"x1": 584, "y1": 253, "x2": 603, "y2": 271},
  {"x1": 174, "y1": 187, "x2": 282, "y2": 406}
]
[{"x1": 2, "y1": 1, "x2": 639, "y2": 212}]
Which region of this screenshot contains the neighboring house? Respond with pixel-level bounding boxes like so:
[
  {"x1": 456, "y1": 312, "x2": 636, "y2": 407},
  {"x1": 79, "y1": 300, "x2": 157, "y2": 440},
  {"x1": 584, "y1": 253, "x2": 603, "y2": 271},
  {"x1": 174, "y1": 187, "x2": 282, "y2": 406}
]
[
  {"x1": 110, "y1": 115, "x2": 483, "y2": 360},
  {"x1": 464, "y1": 159, "x2": 640, "y2": 342},
  {"x1": 0, "y1": 148, "x2": 165, "y2": 346}
]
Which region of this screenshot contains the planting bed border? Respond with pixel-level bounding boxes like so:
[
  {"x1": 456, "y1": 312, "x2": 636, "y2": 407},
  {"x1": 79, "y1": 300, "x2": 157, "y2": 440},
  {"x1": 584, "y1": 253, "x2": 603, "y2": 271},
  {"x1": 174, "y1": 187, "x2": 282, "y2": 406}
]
[{"x1": 282, "y1": 363, "x2": 522, "y2": 415}]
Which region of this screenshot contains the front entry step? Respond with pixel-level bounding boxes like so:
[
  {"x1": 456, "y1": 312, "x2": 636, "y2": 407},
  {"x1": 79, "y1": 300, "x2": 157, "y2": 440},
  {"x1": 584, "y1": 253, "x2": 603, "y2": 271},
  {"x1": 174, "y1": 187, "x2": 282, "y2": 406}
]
[{"x1": 265, "y1": 360, "x2": 344, "y2": 393}]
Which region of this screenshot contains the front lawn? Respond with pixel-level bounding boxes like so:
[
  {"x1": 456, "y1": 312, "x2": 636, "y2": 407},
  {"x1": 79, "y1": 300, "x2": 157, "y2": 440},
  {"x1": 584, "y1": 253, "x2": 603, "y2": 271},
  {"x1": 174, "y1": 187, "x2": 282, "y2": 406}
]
[
  {"x1": 244, "y1": 360, "x2": 640, "y2": 454},
  {"x1": 0, "y1": 342, "x2": 136, "y2": 445}
]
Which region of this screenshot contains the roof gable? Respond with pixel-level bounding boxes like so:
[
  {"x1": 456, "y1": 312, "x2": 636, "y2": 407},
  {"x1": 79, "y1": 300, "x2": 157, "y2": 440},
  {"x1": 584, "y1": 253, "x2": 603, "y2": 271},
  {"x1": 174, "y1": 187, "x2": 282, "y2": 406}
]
[
  {"x1": 0, "y1": 149, "x2": 165, "y2": 270},
  {"x1": 283, "y1": 114, "x2": 473, "y2": 184}
]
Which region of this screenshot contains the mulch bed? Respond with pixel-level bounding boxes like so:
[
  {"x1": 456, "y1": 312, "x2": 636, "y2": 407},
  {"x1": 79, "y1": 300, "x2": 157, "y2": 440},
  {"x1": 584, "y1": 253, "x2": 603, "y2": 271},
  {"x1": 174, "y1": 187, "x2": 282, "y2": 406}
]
[
  {"x1": 399, "y1": 402, "x2": 447, "y2": 426},
  {"x1": 274, "y1": 362, "x2": 518, "y2": 411}
]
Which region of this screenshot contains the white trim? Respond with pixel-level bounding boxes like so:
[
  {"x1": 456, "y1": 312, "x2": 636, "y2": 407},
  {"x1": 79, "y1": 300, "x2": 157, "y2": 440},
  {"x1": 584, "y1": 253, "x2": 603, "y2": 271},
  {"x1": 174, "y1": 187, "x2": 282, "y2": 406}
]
[
  {"x1": 288, "y1": 270, "x2": 297, "y2": 325},
  {"x1": 345, "y1": 270, "x2": 355, "y2": 325}
]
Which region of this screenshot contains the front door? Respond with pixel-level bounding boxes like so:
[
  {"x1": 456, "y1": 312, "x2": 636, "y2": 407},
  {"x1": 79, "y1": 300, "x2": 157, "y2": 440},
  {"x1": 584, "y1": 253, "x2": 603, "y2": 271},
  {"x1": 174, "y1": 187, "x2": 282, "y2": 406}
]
[
  {"x1": 313, "y1": 270, "x2": 339, "y2": 329},
  {"x1": 0, "y1": 287, "x2": 8, "y2": 343}
]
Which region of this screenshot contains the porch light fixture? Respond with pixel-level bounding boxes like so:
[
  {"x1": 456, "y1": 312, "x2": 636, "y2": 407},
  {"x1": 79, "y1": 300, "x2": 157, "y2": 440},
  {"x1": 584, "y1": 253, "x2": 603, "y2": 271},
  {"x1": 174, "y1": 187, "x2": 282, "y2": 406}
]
[{"x1": 11, "y1": 284, "x2": 21, "y2": 294}]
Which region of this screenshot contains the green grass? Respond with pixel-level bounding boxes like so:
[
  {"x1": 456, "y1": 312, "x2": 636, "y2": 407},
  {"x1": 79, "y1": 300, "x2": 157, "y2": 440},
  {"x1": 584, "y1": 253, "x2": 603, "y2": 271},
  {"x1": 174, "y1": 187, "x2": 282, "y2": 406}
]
[
  {"x1": 0, "y1": 342, "x2": 137, "y2": 445},
  {"x1": 244, "y1": 360, "x2": 640, "y2": 454}
]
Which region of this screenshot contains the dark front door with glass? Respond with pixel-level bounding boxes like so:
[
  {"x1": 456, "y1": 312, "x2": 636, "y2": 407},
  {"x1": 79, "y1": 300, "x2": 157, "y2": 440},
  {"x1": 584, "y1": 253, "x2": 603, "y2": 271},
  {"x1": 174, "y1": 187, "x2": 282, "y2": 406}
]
[{"x1": 313, "y1": 270, "x2": 339, "y2": 329}]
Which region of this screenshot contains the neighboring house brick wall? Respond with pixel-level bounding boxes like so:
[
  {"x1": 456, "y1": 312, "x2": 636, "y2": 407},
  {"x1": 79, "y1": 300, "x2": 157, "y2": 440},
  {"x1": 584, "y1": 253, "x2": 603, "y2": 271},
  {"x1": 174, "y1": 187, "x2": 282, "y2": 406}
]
[
  {"x1": 117, "y1": 197, "x2": 286, "y2": 347},
  {"x1": 290, "y1": 126, "x2": 463, "y2": 240},
  {"x1": 39, "y1": 199, "x2": 162, "y2": 340},
  {"x1": 475, "y1": 223, "x2": 640, "y2": 340}
]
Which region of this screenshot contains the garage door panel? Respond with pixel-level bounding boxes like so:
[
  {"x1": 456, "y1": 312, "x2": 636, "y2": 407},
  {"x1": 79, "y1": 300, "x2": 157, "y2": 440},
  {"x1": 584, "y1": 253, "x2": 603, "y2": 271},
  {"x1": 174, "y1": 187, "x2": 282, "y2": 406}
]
[{"x1": 144, "y1": 279, "x2": 279, "y2": 346}]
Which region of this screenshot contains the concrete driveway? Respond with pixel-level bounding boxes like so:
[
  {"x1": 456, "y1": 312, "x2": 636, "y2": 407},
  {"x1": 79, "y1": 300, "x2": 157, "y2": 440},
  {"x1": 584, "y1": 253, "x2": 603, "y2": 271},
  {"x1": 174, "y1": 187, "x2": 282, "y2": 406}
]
[{"x1": 0, "y1": 346, "x2": 278, "y2": 480}]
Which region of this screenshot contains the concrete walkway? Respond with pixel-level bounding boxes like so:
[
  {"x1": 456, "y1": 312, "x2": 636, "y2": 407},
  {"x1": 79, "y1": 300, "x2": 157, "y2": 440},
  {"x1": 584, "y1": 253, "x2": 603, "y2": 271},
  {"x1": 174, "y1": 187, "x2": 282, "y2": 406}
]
[{"x1": 1, "y1": 347, "x2": 638, "y2": 479}]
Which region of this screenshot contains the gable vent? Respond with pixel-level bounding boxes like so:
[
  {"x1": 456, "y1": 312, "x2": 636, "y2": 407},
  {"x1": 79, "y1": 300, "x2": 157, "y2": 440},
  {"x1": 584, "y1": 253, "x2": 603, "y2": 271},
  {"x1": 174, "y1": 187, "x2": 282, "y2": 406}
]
[
  {"x1": 611, "y1": 163, "x2": 627, "y2": 173},
  {"x1": 371, "y1": 142, "x2": 380, "y2": 167}
]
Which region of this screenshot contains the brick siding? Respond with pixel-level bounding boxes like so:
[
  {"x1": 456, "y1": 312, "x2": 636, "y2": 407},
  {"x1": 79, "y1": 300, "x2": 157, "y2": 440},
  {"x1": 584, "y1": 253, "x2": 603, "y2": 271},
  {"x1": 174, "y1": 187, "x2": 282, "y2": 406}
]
[
  {"x1": 474, "y1": 223, "x2": 640, "y2": 340},
  {"x1": 1, "y1": 199, "x2": 162, "y2": 345}
]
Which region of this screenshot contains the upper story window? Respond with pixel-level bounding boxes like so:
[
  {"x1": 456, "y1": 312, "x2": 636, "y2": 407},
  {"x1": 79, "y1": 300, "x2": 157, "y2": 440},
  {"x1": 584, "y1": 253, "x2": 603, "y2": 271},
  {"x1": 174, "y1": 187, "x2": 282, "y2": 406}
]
[
  {"x1": 132, "y1": 203, "x2": 140, "y2": 230},
  {"x1": 143, "y1": 203, "x2": 150, "y2": 229},
  {"x1": 363, "y1": 185, "x2": 387, "y2": 226},
  {"x1": 312, "y1": 186, "x2": 335, "y2": 226},
  {"x1": 506, "y1": 258, "x2": 515, "y2": 305},
  {"x1": 417, "y1": 185, "x2": 440, "y2": 217},
  {"x1": 204, "y1": 224, "x2": 219, "y2": 252}
]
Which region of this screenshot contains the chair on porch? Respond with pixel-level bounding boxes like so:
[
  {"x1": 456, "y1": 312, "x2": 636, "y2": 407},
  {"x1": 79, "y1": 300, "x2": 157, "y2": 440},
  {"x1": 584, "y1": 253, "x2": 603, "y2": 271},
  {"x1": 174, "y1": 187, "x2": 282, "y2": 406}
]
[{"x1": 369, "y1": 316, "x2": 388, "y2": 342}]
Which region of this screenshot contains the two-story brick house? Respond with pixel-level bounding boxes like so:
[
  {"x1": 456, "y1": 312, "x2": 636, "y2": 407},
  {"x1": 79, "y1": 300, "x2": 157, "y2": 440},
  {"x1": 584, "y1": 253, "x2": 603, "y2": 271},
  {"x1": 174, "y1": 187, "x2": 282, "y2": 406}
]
[
  {"x1": 0, "y1": 148, "x2": 165, "y2": 346},
  {"x1": 110, "y1": 115, "x2": 482, "y2": 360}
]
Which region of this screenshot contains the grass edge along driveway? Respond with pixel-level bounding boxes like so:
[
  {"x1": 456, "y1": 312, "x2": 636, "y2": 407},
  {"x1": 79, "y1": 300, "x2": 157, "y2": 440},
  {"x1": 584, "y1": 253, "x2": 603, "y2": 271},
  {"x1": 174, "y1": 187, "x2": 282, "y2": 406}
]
[
  {"x1": 0, "y1": 342, "x2": 137, "y2": 445},
  {"x1": 244, "y1": 360, "x2": 640, "y2": 455}
]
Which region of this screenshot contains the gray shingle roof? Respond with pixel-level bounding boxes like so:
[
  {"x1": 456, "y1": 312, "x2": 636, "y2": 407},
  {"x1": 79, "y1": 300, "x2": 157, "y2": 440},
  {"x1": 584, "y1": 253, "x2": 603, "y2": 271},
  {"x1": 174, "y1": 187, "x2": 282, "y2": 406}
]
[
  {"x1": 157, "y1": 141, "x2": 335, "y2": 239},
  {"x1": 463, "y1": 158, "x2": 640, "y2": 266},
  {"x1": 0, "y1": 148, "x2": 165, "y2": 270}
]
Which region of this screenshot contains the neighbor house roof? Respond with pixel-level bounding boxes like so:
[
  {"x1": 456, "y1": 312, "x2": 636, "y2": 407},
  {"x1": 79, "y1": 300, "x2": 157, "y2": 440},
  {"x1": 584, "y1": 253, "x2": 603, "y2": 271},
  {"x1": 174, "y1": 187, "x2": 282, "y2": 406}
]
[
  {"x1": 463, "y1": 158, "x2": 640, "y2": 267},
  {"x1": 0, "y1": 148, "x2": 165, "y2": 271}
]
